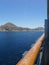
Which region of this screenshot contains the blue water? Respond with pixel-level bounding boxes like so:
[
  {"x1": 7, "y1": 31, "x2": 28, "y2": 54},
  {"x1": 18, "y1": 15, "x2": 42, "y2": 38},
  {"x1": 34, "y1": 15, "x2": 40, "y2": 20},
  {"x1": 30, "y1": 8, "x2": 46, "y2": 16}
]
[{"x1": 0, "y1": 31, "x2": 44, "y2": 65}]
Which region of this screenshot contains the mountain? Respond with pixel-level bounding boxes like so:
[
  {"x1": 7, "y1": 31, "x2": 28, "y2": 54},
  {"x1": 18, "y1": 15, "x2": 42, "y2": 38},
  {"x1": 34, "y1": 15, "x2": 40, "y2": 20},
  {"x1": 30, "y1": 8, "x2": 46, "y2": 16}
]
[
  {"x1": 0, "y1": 22, "x2": 44, "y2": 31},
  {"x1": 0, "y1": 22, "x2": 32, "y2": 31},
  {"x1": 33, "y1": 27, "x2": 44, "y2": 30}
]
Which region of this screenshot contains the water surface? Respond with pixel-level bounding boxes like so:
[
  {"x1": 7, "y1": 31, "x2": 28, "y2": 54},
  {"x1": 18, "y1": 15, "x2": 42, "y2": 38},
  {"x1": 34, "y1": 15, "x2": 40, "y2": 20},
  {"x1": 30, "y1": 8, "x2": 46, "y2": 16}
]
[{"x1": 0, "y1": 31, "x2": 44, "y2": 65}]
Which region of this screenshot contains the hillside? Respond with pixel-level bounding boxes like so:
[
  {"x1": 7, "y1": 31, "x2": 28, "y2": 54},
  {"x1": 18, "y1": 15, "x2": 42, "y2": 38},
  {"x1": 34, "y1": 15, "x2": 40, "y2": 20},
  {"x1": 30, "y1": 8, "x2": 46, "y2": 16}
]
[
  {"x1": 33, "y1": 27, "x2": 44, "y2": 30},
  {"x1": 0, "y1": 23, "x2": 44, "y2": 31},
  {"x1": 0, "y1": 23, "x2": 32, "y2": 31}
]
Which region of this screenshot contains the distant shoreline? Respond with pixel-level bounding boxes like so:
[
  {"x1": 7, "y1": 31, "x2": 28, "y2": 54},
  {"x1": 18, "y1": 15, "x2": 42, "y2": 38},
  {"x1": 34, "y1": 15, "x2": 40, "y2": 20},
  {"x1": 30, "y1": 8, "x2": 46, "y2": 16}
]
[
  {"x1": 0, "y1": 30, "x2": 44, "y2": 32},
  {"x1": 0, "y1": 22, "x2": 44, "y2": 31}
]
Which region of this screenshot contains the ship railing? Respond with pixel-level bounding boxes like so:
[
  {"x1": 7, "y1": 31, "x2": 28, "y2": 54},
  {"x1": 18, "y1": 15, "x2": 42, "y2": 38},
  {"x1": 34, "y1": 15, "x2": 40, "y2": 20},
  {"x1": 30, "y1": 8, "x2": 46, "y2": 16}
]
[{"x1": 16, "y1": 34, "x2": 45, "y2": 65}]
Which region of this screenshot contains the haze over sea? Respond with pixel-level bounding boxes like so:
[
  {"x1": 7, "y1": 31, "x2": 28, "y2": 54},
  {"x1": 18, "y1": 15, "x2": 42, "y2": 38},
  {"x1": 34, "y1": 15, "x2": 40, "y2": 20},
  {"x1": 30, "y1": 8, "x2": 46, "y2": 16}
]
[{"x1": 0, "y1": 31, "x2": 44, "y2": 65}]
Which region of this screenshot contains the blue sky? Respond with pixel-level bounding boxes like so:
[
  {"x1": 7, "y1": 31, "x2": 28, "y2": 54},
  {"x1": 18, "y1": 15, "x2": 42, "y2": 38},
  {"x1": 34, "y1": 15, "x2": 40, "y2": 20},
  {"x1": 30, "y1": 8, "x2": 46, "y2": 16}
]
[{"x1": 0, "y1": 0, "x2": 47, "y2": 28}]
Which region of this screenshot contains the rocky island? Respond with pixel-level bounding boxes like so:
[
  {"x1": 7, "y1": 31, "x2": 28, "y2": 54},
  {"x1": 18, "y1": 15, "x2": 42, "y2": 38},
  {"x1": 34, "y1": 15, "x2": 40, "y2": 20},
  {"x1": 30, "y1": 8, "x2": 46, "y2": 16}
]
[{"x1": 0, "y1": 22, "x2": 44, "y2": 31}]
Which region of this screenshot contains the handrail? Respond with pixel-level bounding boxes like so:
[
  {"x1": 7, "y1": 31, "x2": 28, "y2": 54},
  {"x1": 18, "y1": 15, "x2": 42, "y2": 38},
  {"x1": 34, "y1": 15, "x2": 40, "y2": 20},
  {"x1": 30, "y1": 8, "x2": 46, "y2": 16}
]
[{"x1": 16, "y1": 34, "x2": 45, "y2": 65}]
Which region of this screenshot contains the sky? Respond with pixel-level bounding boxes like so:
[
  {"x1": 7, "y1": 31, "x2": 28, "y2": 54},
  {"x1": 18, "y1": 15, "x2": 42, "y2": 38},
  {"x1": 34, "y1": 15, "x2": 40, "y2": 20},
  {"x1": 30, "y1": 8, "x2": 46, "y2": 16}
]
[{"x1": 0, "y1": 0, "x2": 47, "y2": 28}]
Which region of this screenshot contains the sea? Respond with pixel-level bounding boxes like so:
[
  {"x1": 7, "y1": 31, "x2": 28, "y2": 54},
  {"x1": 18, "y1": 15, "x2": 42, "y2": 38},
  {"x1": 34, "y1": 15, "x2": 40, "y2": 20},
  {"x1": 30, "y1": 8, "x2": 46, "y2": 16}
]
[{"x1": 0, "y1": 31, "x2": 44, "y2": 65}]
